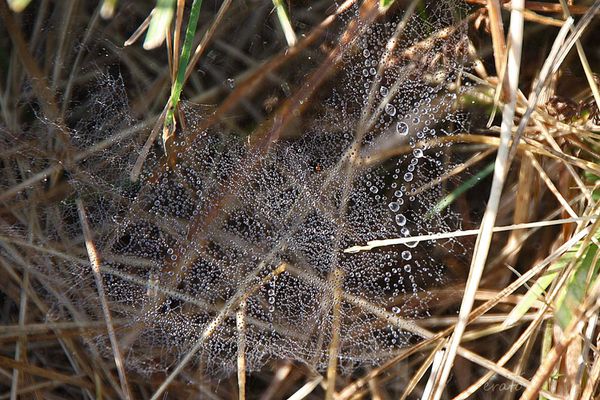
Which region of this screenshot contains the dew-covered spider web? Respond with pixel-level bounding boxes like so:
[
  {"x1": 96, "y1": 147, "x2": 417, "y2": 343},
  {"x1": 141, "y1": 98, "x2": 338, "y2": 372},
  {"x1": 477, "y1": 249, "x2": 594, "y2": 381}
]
[{"x1": 34, "y1": 0, "x2": 474, "y2": 377}]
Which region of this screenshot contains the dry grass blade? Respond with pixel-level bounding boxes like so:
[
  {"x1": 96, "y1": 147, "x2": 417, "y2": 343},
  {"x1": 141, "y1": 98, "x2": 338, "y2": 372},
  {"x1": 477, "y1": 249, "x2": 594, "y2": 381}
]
[
  {"x1": 0, "y1": 355, "x2": 93, "y2": 390},
  {"x1": 345, "y1": 217, "x2": 595, "y2": 253},
  {"x1": 423, "y1": 2, "x2": 525, "y2": 397},
  {"x1": 76, "y1": 199, "x2": 132, "y2": 400},
  {"x1": 236, "y1": 301, "x2": 247, "y2": 400},
  {"x1": 325, "y1": 268, "x2": 344, "y2": 400},
  {"x1": 399, "y1": 340, "x2": 446, "y2": 400}
]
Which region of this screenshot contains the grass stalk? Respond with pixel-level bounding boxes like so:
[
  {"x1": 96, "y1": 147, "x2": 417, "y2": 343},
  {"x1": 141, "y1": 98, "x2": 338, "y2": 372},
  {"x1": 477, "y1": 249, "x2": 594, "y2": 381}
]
[
  {"x1": 422, "y1": 1, "x2": 525, "y2": 397},
  {"x1": 272, "y1": 0, "x2": 297, "y2": 47},
  {"x1": 325, "y1": 268, "x2": 344, "y2": 400},
  {"x1": 162, "y1": 0, "x2": 204, "y2": 151},
  {"x1": 76, "y1": 200, "x2": 132, "y2": 400},
  {"x1": 236, "y1": 301, "x2": 247, "y2": 400}
]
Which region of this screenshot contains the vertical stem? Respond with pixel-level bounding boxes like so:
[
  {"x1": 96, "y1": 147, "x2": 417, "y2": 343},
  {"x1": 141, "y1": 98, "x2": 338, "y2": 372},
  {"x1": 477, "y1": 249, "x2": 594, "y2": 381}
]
[
  {"x1": 237, "y1": 301, "x2": 247, "y2": 400},
  {"x1": 424, "y1": 1, "x2": 525, "y2": 399},
  {"x1": 76, "y1": 199, "x2": 132, "y2": 400},
  {"x1": 325, "y1": 268, "x2": 345, "y2": 400}
]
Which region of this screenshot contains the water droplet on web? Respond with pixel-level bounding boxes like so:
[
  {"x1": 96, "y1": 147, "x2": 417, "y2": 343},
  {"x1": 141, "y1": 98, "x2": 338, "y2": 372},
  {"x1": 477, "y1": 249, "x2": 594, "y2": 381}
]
[
  {"x1": 401, "y1": 251, "x2": 412, "y2": 260},
  {"x1": 385, "y1": 103, "x2": 396, "y2": 116},
  {"x1": 403, "y1": 172, "x2": 413, "y2": 182},
  {"x1": 403, "y1": 264, "x2": 412, "y2": 273},
  {"x1": 395, "y1": 214, "x2": 407, "y2": 226},
  {"x1": 380, "y1": 86, "x2": 388, "y2": 96},
  {"x1": 370, "y1": 186, "x2": 379, "y2": 194},
  {"x1": 396, "y1": 121, "x2": 409, "y2": 136},
  {"x1": 388, "y1": 202, "x2": 400, "y2": 212}
]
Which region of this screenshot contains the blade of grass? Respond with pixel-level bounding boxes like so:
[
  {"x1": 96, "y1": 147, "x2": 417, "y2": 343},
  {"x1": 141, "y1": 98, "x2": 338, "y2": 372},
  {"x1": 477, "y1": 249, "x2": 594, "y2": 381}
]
[
  {"x1": 344, "y1": 216, "x2": 597, "y2": 253},
  {"x1": 236, "y1": 301, "x2": 247, "y2": 400},
  {"x1": 554, "y1": 244, "x2": 599, "y2": 330},
  {"x1": 143, "y1": 0, "x2": 176, "y2": 50},
  {"x1": 272, "y1": 0, "x2": 297, "y2": 47},
  {"x1": 426, "y1": 161, "x2": 495, "y2": 217},
  {"x1": 162, "y1": 0, "x2": 203, "y2": 152},
  {"x1": 76, "y1": 199, "x2": 132, "y2": 400},
  {"x1": 423, "y1": 1, "x2": 525, "y2": 397},
  {"x1": 100, "y1": 0, "x2": 118, "y2": 19},
  {"x1": 502, "y1": 262, "x2": 565, "y2": 328},
  {"x1": 124, "y1": 10, "x2": 154, "y2": 46},
  {"x1": 6, "y1": 0, "x2": 32, "y2": 12},
  {"x1": 325, "y1": 268, "x2": 344, "y2": 400}
]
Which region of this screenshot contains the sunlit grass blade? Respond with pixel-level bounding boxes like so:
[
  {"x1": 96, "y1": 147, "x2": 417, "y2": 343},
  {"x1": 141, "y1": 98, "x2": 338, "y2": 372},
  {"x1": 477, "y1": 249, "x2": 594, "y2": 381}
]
[
  {"x1": 379, "y1": 0, "x2": 396, "y2": 11},
  {"x1": 6, "y1": 0, "x2": 32, "y2": 12},
  {"x1": 272, "y1": 0, "x2": 297, "y2": 46},
  {"x1": 100, "y1": 0, "x2": 118, "y2": 19},
  {"x1": 144, "y1": 0, "x2": 176, "y2": 50}
]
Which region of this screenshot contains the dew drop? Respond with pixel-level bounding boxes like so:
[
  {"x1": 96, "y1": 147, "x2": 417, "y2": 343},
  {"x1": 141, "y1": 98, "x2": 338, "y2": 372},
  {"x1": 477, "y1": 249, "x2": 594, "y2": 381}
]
[
  {"x1": 395, "y1": 214, "x2": 406, "y2": 226},
  {"x1": 396, "y1": 122, "x2": 409, "y2": 136},
  {"x1": 385, "y1": 103, "x2": 396, "y2": 116}
]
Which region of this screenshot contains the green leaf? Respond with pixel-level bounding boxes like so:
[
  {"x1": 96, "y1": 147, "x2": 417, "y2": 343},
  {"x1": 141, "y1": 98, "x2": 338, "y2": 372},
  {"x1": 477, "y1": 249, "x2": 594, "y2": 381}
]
[
  {"x1": 554, "y1": 243, "x2": 599, "y2": 330},
  {"x1": 272, "y1": 0, "x2": 297, "y2": 46}
]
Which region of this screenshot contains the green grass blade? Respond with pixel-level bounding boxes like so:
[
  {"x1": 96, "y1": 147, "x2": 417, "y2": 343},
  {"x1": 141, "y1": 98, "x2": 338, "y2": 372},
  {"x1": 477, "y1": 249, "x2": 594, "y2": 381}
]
[
  {"x1": 503, "y1": 253, "x2": 575, "y2": 327},
  {"x1": 554, "y1": 243, "x2": 599, "y2": 330},
  {"x1": 272, "y1": 0, "x2": 297, "y2": 46},
  {"x1": 163, "y1": 0, "x2": 203, "y2": 146},
  {"x1": 427, "y1": 161, "x2": 495, "y2": 218},
  {"x1": 379, "y1": 0, "x2": 396, "y2": 10}
]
